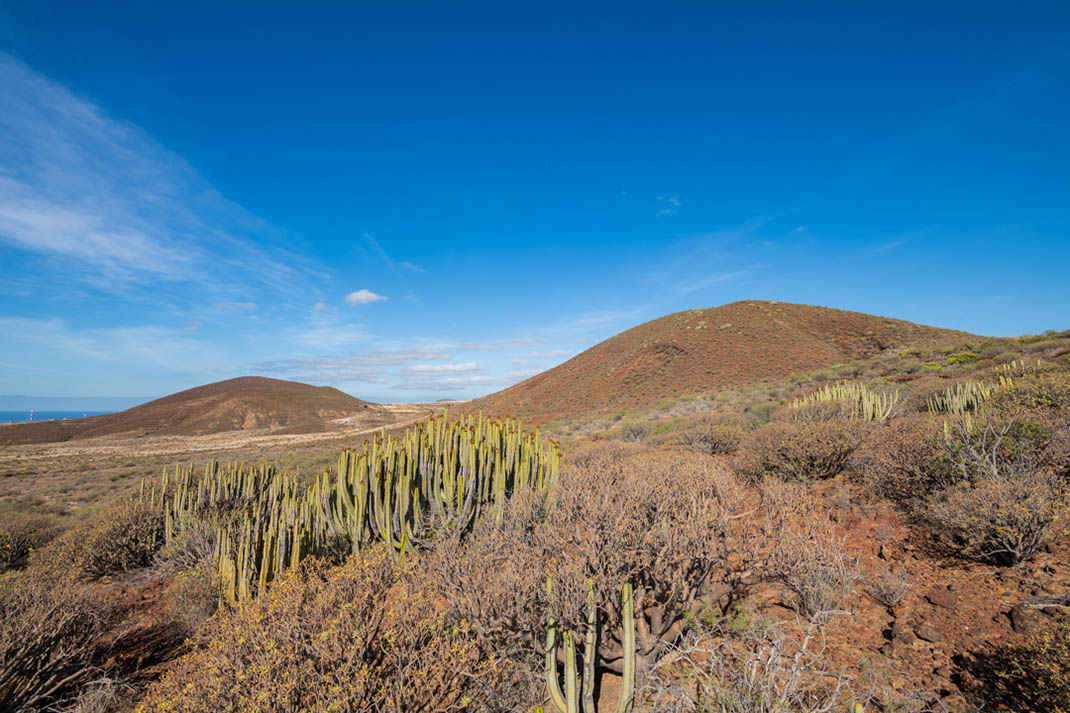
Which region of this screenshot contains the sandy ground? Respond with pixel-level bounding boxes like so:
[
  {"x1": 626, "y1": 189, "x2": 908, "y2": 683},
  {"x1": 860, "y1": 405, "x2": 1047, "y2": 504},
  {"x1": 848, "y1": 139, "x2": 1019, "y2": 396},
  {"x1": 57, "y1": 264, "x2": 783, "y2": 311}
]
[{"x1": 0, "y1": 402, "x2": 453, "y2": 512}]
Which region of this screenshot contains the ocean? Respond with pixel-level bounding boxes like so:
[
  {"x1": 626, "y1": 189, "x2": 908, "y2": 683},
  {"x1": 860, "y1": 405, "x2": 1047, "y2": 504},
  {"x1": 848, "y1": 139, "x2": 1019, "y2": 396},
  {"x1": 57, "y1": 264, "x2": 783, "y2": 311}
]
[{"x1": 0, "y1": 410, "x2": 113, "y2": 424}]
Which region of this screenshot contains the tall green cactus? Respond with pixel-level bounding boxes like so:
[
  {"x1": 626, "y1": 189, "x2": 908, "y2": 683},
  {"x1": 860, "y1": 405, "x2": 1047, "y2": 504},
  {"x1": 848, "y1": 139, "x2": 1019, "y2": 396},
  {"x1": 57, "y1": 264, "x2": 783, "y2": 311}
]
[
  {"x1": 144, "y1": 412, "x2": 559, "y2": 605},
  {"x1": 544, "y1": 579, "x2": 635, "y2": 713}
]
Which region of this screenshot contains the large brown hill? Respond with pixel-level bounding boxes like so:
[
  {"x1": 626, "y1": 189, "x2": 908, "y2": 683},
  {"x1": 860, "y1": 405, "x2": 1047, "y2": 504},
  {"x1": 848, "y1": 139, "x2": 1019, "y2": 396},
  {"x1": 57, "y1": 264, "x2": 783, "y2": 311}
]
[
  {"x1": 0, "y1": 376, "x2": 391, "y2": 445},
  {"x1": 471, "y1": 300, "x2": 975, "y2": 422}
]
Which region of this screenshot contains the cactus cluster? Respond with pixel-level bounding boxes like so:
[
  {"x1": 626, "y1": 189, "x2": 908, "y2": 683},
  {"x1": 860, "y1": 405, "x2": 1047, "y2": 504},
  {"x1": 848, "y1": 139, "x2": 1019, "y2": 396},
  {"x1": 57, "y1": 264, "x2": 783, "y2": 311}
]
[
  {"x1": 146, "y1": 412, "x2": 559, "y2": 605},
  {"x1": 926, "y1": 379, "x2": 1008, "y2": 416},
  {"x1": 790, "y1": 381, "x2": 900, "y2": 422},
  {"x1": 543, "y1": 579, "x2": 635, "y2": 713}
]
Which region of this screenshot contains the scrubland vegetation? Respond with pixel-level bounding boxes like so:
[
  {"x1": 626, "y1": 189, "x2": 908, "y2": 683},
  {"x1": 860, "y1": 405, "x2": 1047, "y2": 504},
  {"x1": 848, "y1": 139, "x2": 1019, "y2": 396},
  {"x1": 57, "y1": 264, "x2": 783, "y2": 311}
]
[{"x1": 2, "y1": 328, "x2": 1069, "y2": 712}]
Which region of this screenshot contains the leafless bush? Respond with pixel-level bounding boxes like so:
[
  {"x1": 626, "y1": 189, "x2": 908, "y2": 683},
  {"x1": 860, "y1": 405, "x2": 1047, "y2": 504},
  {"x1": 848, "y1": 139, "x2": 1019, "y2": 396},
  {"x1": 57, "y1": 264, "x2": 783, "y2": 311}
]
[
  {"x1": 924, "y1": 471, "x2": 1070, "y2": 565},
  {"x1": 0, "y1": 572, "x2": 116, "y2": 711},
  {"x1": 140, "y1": 547, "x2": 514, "y2": 713},
  {"x1": 69, "y1": 677, "x2": 132, "y2": 713},
  {"x1": 0, "y1": 511, "x2": 61, "y2": 572},
  {"x1": 639, "y1": 616, "x2": 859, "y2": 713},
  {"x1": 619, "y1": 420, "x2": 652, "y2": 442},
  {"x1": 155, "y1": 520, "x2": 216, "y2": 571},
  {"x1": 676, "y1": 420, "x2": 743, "y2": 455},
  {"x1": 769, "y1": 529, "x2": 859, "y2": 624},
  {"x1": 432, "y1": 448, "x2": 791, "y2": 681},
  {"x1": 163, "y1": 563, "x2": 219, "y2": 636},
  {"x1": 865, "y1": 570, "x2": 912, "y2": 608},
  {"x1": 36, "y1": 500, "x2": 164, "y2": 581},
  {"x1": 737, "y1": 421, "x2": 864, "y2": 483}
]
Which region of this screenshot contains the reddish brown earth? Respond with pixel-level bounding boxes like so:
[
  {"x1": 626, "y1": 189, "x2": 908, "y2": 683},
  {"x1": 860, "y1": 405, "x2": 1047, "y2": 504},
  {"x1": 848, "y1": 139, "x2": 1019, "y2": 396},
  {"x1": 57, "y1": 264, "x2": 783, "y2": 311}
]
[
  {"x1": 0, "y1": 376, "x2": 392, "y2": 446},
  {"x1": 471, "y1": 300, "x2": 974, "y2": 422}
]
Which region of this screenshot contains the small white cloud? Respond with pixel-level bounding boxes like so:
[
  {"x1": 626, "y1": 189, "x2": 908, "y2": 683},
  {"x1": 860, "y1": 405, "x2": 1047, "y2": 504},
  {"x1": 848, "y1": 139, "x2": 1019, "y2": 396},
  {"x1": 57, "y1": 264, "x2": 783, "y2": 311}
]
[
  {"x1": 214, "y1": 301, "x2": 256, "y2": 311},
  {"x1": 794, "y1": 225, "x2": 807, "y2": 232},
  {"x1": 345, "y1": 289, "x2": 387, "y2": 305},
  {"x1": 399, "y1": 261, "x2": 424, "y2": 272},
  {"x1": 312, "y1": 300, "x2": 330, "y2": 311},
  {"x1": 184, "y1": 319, "x2": 202, "y2": 332},
  {"x1": 656, "y1": 195, "x2": 680, "y2": 217}
]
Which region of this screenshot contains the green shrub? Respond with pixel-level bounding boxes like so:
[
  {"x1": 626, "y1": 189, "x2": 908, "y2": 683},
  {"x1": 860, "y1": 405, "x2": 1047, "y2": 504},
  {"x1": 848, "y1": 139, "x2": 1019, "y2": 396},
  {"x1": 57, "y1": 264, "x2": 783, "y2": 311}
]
[
  {"x1": 921, "y1": 361, "x2": 943, "y2": 373},
  {"x1": 946, "y1": 352, "x2": 979, "y2": 365},
  {"x1": 737, "y1": 421, "x2": 864, "y2": 483},
  {"x1": 986, "y1": 373, "x2": 1070, "y2": 414},
  {"x1": 1024, "y1": 338, "x2": 1065, "y2": 353}
]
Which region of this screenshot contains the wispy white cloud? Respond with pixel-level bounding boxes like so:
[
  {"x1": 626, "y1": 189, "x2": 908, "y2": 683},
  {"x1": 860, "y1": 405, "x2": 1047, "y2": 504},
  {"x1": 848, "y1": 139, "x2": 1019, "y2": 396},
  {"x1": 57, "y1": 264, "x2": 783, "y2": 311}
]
[
  {"x1": 258, "y1": 348, "x2": 450, "y2": 373},
  {"x1": 521, "y1": 349, "x2": 572, "y2": 360},
  {"x1": 345, "y1": 289, "x2": 387, "y2": 305},
  {"x1": 462, "y1": 337, "x2": 545, "y2": 351},
  {"x1": 403, "y1": 362, "x2": 478, "y2": 374},
  {"x1": 214, "y1": 301, "x2": 256, "y2": 311},
  {"x1": 0, "y1": 316, "x2": 229, "y2": 374},
  {"x1": 0, "y1": 52, "x2": 313, "y2": 294},
  {"x1": 399, "y1": 261, "x2": 424, "y2": 272}
]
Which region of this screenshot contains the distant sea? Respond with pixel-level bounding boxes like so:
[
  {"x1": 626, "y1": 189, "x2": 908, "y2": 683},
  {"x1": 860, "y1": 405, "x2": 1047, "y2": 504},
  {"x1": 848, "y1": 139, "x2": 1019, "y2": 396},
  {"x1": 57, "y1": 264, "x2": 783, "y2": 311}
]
[{"x1": 0, "y1": 410, "x2": 113, "y2": 424}]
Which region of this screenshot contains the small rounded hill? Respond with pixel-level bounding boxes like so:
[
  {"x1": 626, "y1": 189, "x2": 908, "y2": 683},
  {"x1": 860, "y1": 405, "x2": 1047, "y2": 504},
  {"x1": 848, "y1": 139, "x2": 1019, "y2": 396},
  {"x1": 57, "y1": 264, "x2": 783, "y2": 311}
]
[{"x1": 0, "y1": 376, "x2": 390, "y2": 445}]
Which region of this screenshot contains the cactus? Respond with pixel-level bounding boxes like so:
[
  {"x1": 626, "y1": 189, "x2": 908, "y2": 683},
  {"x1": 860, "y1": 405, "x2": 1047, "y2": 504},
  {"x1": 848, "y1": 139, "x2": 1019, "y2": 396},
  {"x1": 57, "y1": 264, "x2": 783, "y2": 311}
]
[
  {"x1": 927, "y1": 380, "x2": 995, "y2": 415},
  {"x1": 790, "y1": 381, "x2": 899, "y2": 422},
  {"x1": 144, "y1": 412, "x2": 559, "y2": 604},
  {"x1": 544, "y1": 579, "x2": 635, "y2": 713}
]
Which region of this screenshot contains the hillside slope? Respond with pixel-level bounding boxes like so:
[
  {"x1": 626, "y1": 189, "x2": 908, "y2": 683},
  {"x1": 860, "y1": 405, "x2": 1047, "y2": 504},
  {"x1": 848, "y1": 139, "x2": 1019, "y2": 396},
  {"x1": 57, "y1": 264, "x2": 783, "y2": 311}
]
[
  {"x1": 472, "y1": 301, "x2": 975, "y2": 421},
  {"x1": 0, "y1": 377, "x2": 392, "y2": 445}
]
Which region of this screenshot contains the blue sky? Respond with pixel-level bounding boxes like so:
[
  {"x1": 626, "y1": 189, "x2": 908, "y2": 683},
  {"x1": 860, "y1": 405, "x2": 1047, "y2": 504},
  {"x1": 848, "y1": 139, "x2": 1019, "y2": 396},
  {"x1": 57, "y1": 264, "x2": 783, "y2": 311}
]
[{"x1": 1, "y1": 2, "x2": 1068, "y2": 406}]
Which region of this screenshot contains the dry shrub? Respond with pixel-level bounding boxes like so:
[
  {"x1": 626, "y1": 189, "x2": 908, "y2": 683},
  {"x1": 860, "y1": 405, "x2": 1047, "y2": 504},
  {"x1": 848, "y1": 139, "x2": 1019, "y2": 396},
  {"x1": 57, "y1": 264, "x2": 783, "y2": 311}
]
[
  {"x1": 641, "y1": 616, "x2": 865, "y2": 713},
  {"x1": 619, "y1": 420, "x2": 652, "y2": 442},
  {"x1": 768, "y1": 525, "x2": 859, "y2": 624},
  {"x1": 163, "y1": 563, "x2": 219, "y2": 636},
  {"x1": 736, "y1": 421, "x2": 864, "y2": 483},
  {"x1": 433, "y1": 447, "x2": 798, "y2": 680},
  {"x1": 676, "y1": 420, "x2": 744, "y2": 455},
  {"x1": 923, "y1": 471, "x2": 1070, "y2": 565},
  {"x1": 865, "y1": 570, "x2": 912, "y2": 608},
  {"x1": 997, "y1": 614, "x2": 1070, "y2": 710},
  {"x1": 852, "y1": 415, "x2": 950, "y2": 500},
  {"x1": 0, "y1": 572, "x2": 118, "y2": 711},
  {"x1": 154, "y1": 519, "x2": 217, "y2": 571},
  {"x1": 562, "y1": 439, "x2": 646, "y2": 469},
  {"x1": 940, "y1": 415, "x2": 1056, "y2": 485},
  {"x1": 32, "y1": 499, "x2": 163, "y2": 581},
  {"x1": 138, "y1": 547, "x2": 510, "y2": 713},
  {"x1": 0, "y1": 511, "x2": 61, "y2": 572}
]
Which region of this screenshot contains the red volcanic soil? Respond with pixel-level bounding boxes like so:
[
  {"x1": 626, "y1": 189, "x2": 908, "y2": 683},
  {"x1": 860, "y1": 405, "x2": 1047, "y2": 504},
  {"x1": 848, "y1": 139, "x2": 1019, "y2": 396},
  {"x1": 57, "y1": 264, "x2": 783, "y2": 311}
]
[
  {"x1": 471, "y1": 301, "x2": 975, "y2": 422},
  {"x1": 0, "y1": 376, "x2": 391, "y2": 445}
]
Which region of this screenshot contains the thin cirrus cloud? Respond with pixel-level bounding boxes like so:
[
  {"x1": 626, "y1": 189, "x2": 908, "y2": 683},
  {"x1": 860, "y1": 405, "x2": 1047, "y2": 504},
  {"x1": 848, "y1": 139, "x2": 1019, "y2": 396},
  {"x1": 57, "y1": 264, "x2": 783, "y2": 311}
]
[
  {"x1": 0, "y1": 52, "x2": 314, "y2": 295},
  {"x1": 345, "y1": 289, "x2": 387, "y2": 305},
  {"x1": 461, "y1": 337, "x2": 545, "y2": 351}
]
